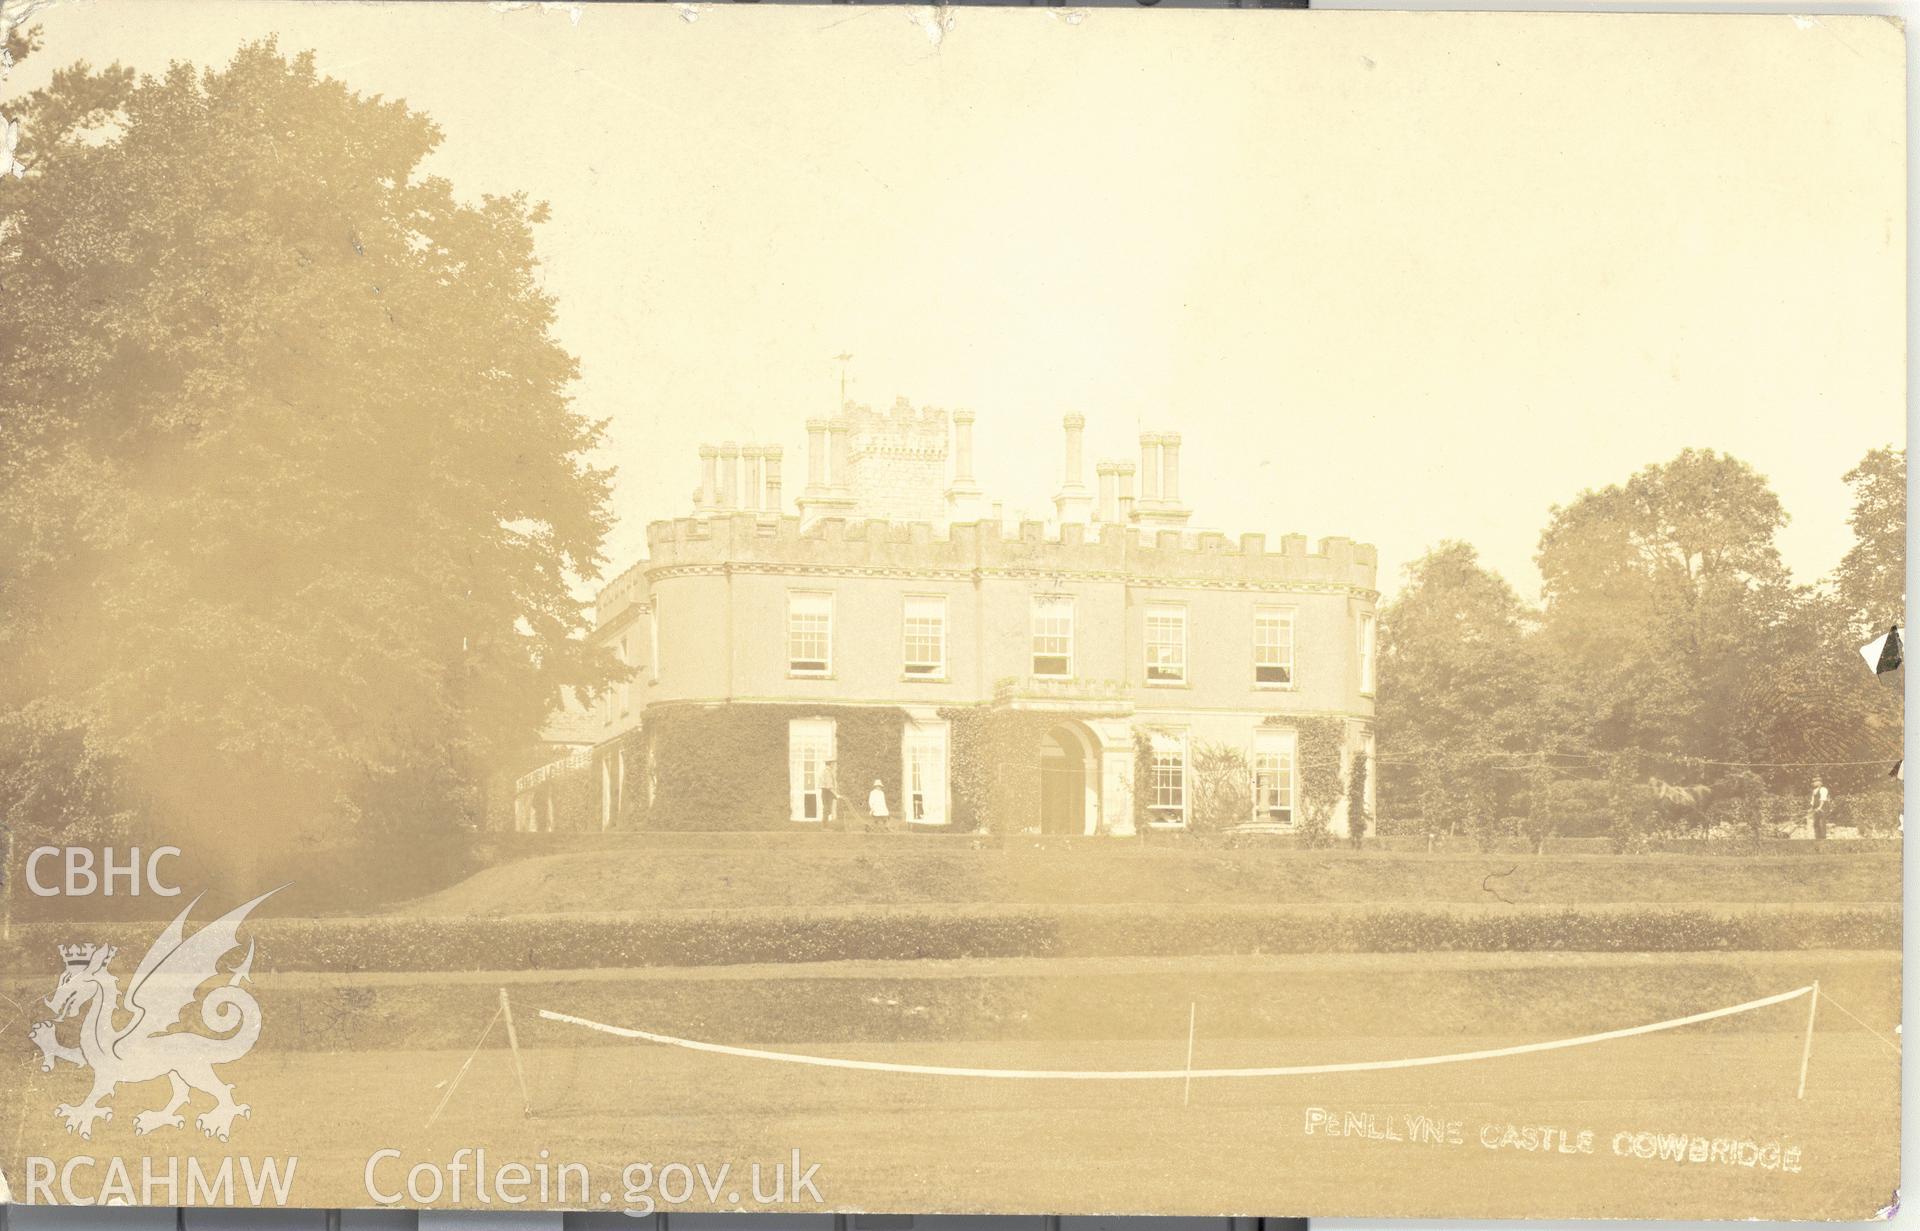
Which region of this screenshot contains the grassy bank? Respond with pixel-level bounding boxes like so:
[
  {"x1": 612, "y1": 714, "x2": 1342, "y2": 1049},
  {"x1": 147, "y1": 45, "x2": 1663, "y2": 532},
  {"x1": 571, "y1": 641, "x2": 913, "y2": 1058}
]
[{"x1": 396, "y1": 843, "x2": 1902, "y2": 916}]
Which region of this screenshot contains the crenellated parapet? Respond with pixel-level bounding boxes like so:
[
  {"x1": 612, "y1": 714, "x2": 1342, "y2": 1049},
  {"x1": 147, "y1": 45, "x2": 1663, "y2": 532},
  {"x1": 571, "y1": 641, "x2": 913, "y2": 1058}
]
[
  {"x1": 593, "y1": 556, "x2": 653, "y2": 628},
  {"x1": 845, "y1": 396, "x2": 952, "y2": 458},
  {"x1": 642, "y1": 513, "x2": 1378, "y2": 593}
]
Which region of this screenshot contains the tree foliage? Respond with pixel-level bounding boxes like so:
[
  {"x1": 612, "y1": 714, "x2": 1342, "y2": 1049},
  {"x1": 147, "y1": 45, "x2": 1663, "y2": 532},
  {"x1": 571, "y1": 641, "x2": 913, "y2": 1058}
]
[
  {"x1": 1835, "y1": 445, "x2": 1906, "y2": 639},
  {"x1": 1377, "y1": 542, "x2": 1538, "y2": 829},
  {"x1": 1536, "y1": 449, "x2": 1794, "y2": 761},
  {"x1": 0, "y1": 43, "x2": 614, "y2": 860},
  {"x1": 1380, "y1": 542, "x2": 1538, "y2": 752},
  {"x1": 1378, "y1": 447, "x2": 1904, "y2": 835}
]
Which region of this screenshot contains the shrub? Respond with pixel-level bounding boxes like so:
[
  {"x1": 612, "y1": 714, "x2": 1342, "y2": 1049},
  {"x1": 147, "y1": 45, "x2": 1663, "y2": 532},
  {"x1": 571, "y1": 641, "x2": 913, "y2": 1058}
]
[
  {"x1": 1292, "y1": 717, "x2": 1346, "y2": 848},
  {"x1": 1190, "y1": 741, "x2": 1253, "y2": 834},
  {"x1": 1479, "y1": 815, "x2": 1528, "y2": 853},
  {"x1": 1346, "y1": 749, "x2": 1372, "y2": 849},
  {"x1": 1411, "y1": 749, "x2": 1502, "y2": 839},
  {"x1": 1541, "y1": 778, "x2": 1612, "y2": 838},
  {"x1": 1841, "y1": 787, "x2": 1904, "y2": 836},
  {"x1": 1604, "y1": 752, "x2": 1658, "y2": 852}
]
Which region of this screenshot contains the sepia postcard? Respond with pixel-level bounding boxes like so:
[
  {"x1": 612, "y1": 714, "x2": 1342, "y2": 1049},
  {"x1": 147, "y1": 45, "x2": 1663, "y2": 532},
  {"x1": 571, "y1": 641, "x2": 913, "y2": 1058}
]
[{"x1": 0, "y1": 1, "x2": 1906, "y2": 1221}]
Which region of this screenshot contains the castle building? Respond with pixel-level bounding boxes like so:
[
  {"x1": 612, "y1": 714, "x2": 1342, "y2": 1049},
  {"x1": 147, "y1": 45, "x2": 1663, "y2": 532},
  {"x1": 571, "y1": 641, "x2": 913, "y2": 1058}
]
[{"x1": 514, "y1": 399, "x2": 1379, "y2": 837}]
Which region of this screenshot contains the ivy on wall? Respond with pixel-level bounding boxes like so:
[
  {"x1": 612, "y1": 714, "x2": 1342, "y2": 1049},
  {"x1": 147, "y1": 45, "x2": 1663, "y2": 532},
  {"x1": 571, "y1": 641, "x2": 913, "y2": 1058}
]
[
  {"x1": 536, "y1": 760, "x2": 597, "y2": 832},
  {"x1": 1132, "y1": 730, "x2": 1155, "y2": 834},
  {"x1": 532, "y1": 709, "x2": 1364, "y2": 839},
  {"x1": 622, "y1": 703, "x2": 910, "y2": 831},
  {"x1": 615, "y1": 727, "x2": 649, "y2": 827},
  {"x1": 942, "y1": 707, "x2": 991, "y2": 832},
  {"x1": 941, "y1": 706, "x2": 1057, "y2": 834},
  {"x1": 529, "y1": 704, "x2": 1075, "y2": 834},
  {"x1": 1345, "y1": 746, "x2": 1371, "y2": 847},
  {"x1": 1281, "y1": 715, "x2": 1348, "y2": 848}
]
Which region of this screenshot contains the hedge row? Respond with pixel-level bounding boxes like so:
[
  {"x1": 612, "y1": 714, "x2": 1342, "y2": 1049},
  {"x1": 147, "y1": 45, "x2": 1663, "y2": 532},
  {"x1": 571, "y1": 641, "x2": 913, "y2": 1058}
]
[
  {"x1": 5, "y1": 902, "x2": 1896, "y2": 975},
  {"x1": 91, "y1": 953, "x2": 1905, "y2": 1055}
]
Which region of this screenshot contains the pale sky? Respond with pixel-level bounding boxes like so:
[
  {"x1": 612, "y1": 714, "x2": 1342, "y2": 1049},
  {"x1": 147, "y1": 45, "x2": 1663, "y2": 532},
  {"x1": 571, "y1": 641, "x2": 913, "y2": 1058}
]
[{"x1": 12, "y1": 2, "x2": 1906, "y2": 600}]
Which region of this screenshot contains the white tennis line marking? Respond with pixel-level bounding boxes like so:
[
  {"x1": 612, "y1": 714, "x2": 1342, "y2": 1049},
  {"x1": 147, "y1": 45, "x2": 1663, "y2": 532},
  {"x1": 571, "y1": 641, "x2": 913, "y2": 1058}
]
[{"x1": 538, "y1": 984, "x2": 1813, "y2": 1081}]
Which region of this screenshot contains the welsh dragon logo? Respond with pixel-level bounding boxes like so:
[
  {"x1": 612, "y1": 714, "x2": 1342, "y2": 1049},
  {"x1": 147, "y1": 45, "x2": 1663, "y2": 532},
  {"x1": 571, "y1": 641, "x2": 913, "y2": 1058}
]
[{"x1": 29, "y1": 889, "x2": 278, "y2": 1142}]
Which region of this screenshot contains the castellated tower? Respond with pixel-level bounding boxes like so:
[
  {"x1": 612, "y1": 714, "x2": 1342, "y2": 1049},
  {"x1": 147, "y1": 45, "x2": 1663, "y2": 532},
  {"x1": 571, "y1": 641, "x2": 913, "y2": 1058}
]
[{"x1": 814, "y1": 396, "x2": 953, "y2": 525}]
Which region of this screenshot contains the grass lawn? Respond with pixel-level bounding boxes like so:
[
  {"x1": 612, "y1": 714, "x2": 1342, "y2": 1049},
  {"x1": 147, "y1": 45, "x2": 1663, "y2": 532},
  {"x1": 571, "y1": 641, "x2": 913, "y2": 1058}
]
[
  {"x1": 6, "y1": 843, "x2": 1899, "y2": 1217},
  {"x1": 9, "y1": 1023, "x2": 1895, "y2": 1219}
]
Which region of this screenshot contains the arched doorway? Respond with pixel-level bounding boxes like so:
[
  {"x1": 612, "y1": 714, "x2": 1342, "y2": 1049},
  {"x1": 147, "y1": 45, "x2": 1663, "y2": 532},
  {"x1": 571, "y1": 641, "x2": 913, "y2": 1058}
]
[{"x1": 1039, "y1": 721, "x2": 1100, "y2": 835}]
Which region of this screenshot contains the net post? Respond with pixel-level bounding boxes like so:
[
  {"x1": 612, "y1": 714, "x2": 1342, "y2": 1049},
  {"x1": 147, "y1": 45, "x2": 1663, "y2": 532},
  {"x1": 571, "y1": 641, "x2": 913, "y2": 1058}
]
[
  {"x1": 1183, "y1": 1002, "x2": 1197, "y2": 1107},
  {"x1": 501, "y1": 986, "x2": 534, "y2": 1118},
  {"x1": 1796, "y1": 981, "x2": 1820, "y2": 1100}
]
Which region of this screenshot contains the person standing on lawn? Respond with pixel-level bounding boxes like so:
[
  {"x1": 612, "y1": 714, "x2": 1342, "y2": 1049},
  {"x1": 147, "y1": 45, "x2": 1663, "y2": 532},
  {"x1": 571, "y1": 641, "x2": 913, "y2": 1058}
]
[
  {"x1": 868, "y1": 779, "x2": 890, "y2": 830},
  {"x1": 1807, "y1": 776, "x2": 1831, "y2": 841},
  {"x1": 820, "y1": 756, "x2": 839, "y2": 826}
]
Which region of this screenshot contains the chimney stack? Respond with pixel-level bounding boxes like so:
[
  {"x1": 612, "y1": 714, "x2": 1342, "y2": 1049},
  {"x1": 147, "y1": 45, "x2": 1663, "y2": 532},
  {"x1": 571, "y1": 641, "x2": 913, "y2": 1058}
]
[
  {"x1": 1053, "y1": 412, "x2": 1092, "y2": 525},
  {"x1": 1096, "y1": 462, "x2": 1120, "y2": 524},
  {"x1": 798, "y1": 419, "x2": 856, "y2": 527},
  {"x1": 945, "y1": 408, "x2": 987, "y2": 523},
  {"x1": 763, "y1": 445, "x2": 783, "y2": 511},
  {"x1": 804, "y1": 420, "x2": 829, "y2": 493},
  {"x1": 953, "y1": 410, "x2": 977, "y2": 485},
  {"x1": 720, "y1": 442, "x2": 741, "y2": 509},
  {"x1": 1139, "y1": 433, "x2": 1162, "y2": 502},
  {"x1": 742, "y1": 446, "x2": 762, "y2": 511},
  {"x1": 1117, "y1": 462, "x2": 1136, "y2": 523},
  {"x1": 698, "y1": 445, "x2": 719, "y2": 511},
  {"x1": 1132, "y1": 431, "x2": 1191, "y2": 531},
  {"x1": 829, "y1": 418, "x2": 851, "y2": 492}
]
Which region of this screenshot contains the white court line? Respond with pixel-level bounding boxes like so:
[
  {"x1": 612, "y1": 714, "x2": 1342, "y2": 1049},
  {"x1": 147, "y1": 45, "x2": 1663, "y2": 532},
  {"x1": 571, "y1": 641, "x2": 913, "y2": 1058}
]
[{"x1": 538, "y1": 984, "x2": 1812, "y2": 1080}]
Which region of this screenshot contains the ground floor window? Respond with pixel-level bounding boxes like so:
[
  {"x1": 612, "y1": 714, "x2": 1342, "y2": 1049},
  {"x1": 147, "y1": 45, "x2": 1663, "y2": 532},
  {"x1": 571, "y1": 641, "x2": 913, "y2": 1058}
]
[
  {"x1": 1253, "y1": 729, "x2": 1297, "y2": 827},
  {"x1": 789, "y1": 718, "x2": 836, "y2": 822},
  {"x1": 902, "y1": 719, "x2": 949, "y2": 824},
  {"x1": 1148, "y1": 731, "x2": 1187, "y2": 826}
]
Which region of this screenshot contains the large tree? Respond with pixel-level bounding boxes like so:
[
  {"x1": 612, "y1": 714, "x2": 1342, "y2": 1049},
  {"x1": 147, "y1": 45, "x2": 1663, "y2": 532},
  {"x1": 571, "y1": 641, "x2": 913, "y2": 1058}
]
[
  {"x1": 1375, "y1": 542, "x2": 1541, "y2": 829},
  {"x1": 1767, "y1": 445, "x2": 1907, "y2": 796},
  {"x1": 1834, "y1": 445, "x2": 1906, "y2": 639},
  {"x1": 0, "y1": 43, "x2": 613, "y2": 863},
  {"x1": 1535, "y1": 449, "x2": 1797, "y2": 764}
]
